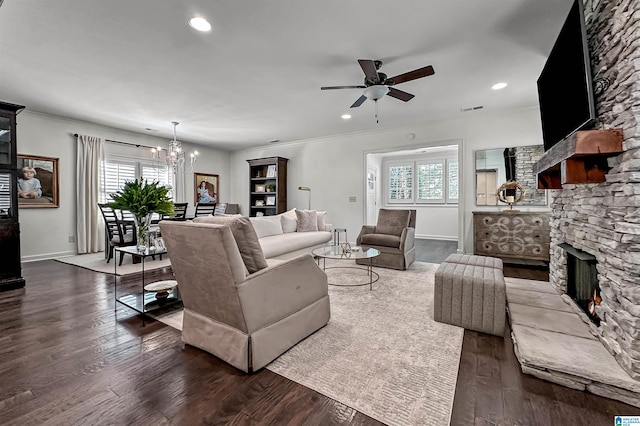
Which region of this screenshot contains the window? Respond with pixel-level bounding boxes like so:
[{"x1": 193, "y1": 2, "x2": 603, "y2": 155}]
[
  {"x1": 388, "y1": 163, "x2": 413, "y2": 203},
  {"x1": 385, "y1": 154, "x2": 458, "y2": 205},
  {"x1": 100, "y1": 157, "x2": 173, "y2": 203}
]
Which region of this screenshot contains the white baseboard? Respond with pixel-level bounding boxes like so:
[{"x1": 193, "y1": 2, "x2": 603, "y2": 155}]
[
  {"x1": 21, "y1": 250, "x2": 77, "y2": 263},
  {"x1": 415, "y1": 234, "x2": 458, "y2": 242}
]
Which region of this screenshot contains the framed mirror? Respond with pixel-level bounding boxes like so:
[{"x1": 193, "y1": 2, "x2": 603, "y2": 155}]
[{"x1": 475, "y1": 145, "x2": 547, "y2": 206}]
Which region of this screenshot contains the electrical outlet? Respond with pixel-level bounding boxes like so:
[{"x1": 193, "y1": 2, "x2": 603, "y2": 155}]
[
  {"x1": 349, "y1": 196, "x2": 356, "y2": 202},
  {"x1": 68, "y1": 235, "x2": 75, "y2": 243}
]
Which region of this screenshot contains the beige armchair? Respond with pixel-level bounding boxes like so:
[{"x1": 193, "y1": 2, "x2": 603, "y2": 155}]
[
  {"x1": 159, "y1": 217, "x2": 330, "y2": 373},
  {"x1": 356, "y1": 209, "x2": 416, "y2": 270}
]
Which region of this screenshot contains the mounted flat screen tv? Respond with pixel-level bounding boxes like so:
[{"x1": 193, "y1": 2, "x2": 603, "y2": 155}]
[{"x1": 537, "y1": 0, "x2": 596, "y2": 151}]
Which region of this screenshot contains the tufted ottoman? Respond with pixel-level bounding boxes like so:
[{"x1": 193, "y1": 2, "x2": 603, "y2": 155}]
[{"x1": 433, "y1": 254, "x2": 506, "y2": 337}]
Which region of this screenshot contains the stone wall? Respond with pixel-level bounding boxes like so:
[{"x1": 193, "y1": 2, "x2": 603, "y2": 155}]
[
  {"x1": 515, "y1": 145, "x2": 547, "y2": 205},
  {"x1": 549, "y1": 0, "x2": 640, "y2": 379}
]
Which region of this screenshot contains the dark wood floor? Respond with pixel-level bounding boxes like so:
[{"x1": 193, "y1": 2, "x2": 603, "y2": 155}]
[{"x1": 1, "y1": 244, "x2": 637, "y2": 425}]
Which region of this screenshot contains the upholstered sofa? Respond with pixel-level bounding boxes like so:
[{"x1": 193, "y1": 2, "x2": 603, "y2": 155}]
[
  {"x1": 159, "y1": 217, "x2": 331, "y2": 373},
  {"x1": 248, "y1": 209, "x2": 332, "y2": 260}
]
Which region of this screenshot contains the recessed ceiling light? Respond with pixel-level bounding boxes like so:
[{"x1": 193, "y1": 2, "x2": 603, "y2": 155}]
[
  {"x1": 341, "y1": 114, "x2": 351, "y2": 120},
  {"x1": 189, "y1": 16, "x2": 211, "y2": 32},
  {"x1": 492, "y1": 82, "x2": 508, "y2": 90}
]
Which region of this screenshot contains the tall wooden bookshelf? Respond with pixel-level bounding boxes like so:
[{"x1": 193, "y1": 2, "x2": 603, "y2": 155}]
[{"x1": 247, "y1": 157, "x2": 288, "y2": 217}]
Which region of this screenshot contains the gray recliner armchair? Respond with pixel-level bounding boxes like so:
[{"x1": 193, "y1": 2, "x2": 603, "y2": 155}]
[
  {"x1": 355, "y1": 209, "x2": 416, "y2": 270},
  {"x1": 159, "y1": 217, "x2": 330, "y2": 373}
]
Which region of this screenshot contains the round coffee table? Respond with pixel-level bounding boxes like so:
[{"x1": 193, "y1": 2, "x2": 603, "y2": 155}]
[{"x1": 312, "y1": 245, "x2": 380, "y2": 290}]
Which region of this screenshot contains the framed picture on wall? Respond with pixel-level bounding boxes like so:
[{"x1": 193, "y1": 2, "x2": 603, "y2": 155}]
[
  {"x1": 17, "y1": 154, "x2": 59, "y2": 208},
  {"x1": 194, "y1": 172, "x2": 219, "y2": 206}
]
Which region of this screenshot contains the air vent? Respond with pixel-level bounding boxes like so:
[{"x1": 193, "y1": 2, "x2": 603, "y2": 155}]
[
  {"x1": 268, "y1": 139, "x2": 280, "y2": 144},
  {"x1": 460, "y1": 105, "x2": 484, "y2": 112}
]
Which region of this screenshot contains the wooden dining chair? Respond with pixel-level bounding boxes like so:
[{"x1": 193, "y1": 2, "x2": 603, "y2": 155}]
[
  {"x1": 194, "y1": 203, "x2": 216, "y2": 217},
  {"x1": 98, "y1": 204, "x2": 137, "y2": 265}
]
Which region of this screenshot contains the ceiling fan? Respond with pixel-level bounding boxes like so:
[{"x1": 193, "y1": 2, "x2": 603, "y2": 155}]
[{"x1": 321, "y1": 59, "x2": 435, "y2": 109}]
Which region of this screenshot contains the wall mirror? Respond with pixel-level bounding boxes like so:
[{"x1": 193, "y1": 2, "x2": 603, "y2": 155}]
[{"x1": 475, "y1": 145, "x2": 547, "y2": 206}]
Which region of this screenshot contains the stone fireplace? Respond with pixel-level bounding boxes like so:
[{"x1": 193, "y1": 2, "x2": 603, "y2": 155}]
[{"x1": 548, "y1": 0, "x2": 640, "y2": 380}]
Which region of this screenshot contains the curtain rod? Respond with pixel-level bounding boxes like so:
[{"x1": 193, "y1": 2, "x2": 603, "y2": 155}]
[{"x1": 73, "y1": 133, "x2": 157, "y2": 150}]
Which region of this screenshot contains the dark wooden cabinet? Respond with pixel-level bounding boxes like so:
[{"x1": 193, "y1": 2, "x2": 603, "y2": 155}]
[
  {"x1": 0, "y1": 101, "x2": 25, "y2": 292},
  {"x1": 247, "y1": 157, "x2": 288, "y2": 217}
]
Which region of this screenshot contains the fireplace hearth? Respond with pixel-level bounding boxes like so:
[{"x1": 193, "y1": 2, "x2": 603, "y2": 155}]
[{"x1": 560, "y1": 243, "x2": 600, "y2": 326}]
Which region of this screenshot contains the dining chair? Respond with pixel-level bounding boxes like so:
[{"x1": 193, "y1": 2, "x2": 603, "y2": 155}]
[
  {"x1": 98, "y1": 204, "x2": 137, "y2": 265},
  {"x1": 194, "y1": 203, "x2": 216, "y2": 217}
]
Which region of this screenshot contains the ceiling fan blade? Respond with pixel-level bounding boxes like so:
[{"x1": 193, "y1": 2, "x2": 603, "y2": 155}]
[
  {"x1": 321, "y1": 85, "x2": 366, "y2": 90},
  {"x1": 387, "y1": 65, "x2": 435, "y2": 85},
  {"x1": 350, "y1": 95, "x2": 367, "y2": 108},
  {"x1": 387, "y1": 87, "x2": 415, "y2": 102},
  {"x1": 358, "y1": 59, "x2": 379, "y2": 82}
]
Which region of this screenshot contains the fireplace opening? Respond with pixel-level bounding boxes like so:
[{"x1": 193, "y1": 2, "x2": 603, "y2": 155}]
[{"x1": 560, "y1": 243, "x2": 600, "y2": 326}]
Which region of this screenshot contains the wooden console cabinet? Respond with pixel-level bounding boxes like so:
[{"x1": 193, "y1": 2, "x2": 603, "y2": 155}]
[
  {"x1": 473, "y1": 211, "x2": 551, "y2": 262},
  {"x1": 0, "y1": 101, "x2": 25, "y2": 292}
]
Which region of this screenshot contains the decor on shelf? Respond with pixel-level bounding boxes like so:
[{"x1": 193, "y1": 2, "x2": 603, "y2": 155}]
[
  {"x1": 151, "y1": 122, "x2": 199, "y2": 173},
  {"x1": 194, "y1": 172, "x2": 219, "y2": 206},
  {"x1": 108, "y1": 178, "x2": 174, "y2": 250},
  {"x1": 264, "y1": 183, "x2": 275, "y2": 192},
  {"x1": 16, "y1": 154, "x2": 59, "y2": 208},
  {"x1": 496, "y1": 181, "x2": 525, "y2": 211},
  {"x1": 298, "y1": 186, "x2": 311, "y2": 210}
]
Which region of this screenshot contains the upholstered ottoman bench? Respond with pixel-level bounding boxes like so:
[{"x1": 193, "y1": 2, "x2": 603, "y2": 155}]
[{"x1": 433, "y1": 254, "x2": 505, "y2": 337}]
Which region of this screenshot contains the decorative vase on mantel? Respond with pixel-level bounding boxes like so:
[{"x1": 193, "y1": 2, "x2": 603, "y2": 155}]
[{"x1": 134, "y1": 213, "x2": 154, "y2": 251}]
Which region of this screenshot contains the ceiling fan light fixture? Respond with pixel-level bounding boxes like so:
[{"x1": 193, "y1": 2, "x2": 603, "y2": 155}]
[
  {"x1": 189, "y1": 16, "x2": 212, "y2": 32},
  {"x1": 492, "y1": 82, "x2": 508, "y2": 90},
  {"x1": 364, "y1": 85, "x2": 389, "y2": 101},
  {"x1": 341, "y1": 114, "x2": 351, "y2": 120}
]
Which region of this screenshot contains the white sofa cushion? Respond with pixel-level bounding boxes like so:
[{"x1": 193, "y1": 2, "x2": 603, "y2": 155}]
[
  {"x1": 260, "y1": 231, "x2": 331, "y2": 259},
  {"x1": 280, "y1": 208, "x2": 298, "y2": 233},
  {"x1": 250, "y1": 216, "x2": 283, "y2": 238}
]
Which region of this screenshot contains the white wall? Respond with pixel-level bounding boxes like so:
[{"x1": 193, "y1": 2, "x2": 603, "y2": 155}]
[
  {"x1": 229, "y1": 106, "x2": 551, "y2": 254},
  {"x1": 17, "y1": 111, "x2": 230, "y2": 261}
]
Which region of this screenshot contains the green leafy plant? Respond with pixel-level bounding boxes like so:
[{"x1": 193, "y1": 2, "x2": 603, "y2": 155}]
[
  {"x1": 264, "y1": 183, "x2": 276, "y2": 192},
  {"x1": 108, "y1": 178, "x2": 174, "y2": 218},
  {"x1": 108, "y1": 178, "x2": 175, "y2": 248}
]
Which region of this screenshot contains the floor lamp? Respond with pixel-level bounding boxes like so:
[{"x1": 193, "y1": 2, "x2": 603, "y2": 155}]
[{"x1": 298, "y1": 186, "x2": 311, "y2": 210}]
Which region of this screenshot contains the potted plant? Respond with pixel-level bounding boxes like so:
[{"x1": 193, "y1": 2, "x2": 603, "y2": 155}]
[
  {"x1": 109, "y1": 178, "x2": 174, "y2": 250},
  {"x1": 264, "y1": 183, "x2": 275, "y2": 192}
]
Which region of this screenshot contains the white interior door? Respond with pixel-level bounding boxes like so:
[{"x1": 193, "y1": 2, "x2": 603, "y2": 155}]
[{"x1": 366, "y1": 166, "x2": 377, "y2": 225}]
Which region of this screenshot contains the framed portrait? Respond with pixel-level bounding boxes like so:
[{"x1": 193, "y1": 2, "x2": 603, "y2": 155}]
[
  {"x1": 194, "y1": 172, "x2": 219, "y2": 206},
  {"x1": 266, "y1": 165, "x2": 276, "y2": 178},
  {"x1": 266, "y1": 196, "x2": 275, "y2": 206},
  {"x1": 255, "y1": 184, "x2": 265, "y2": 193},
  {"x1": 17, "y1": 154, "x2": 59, "y2": 208}
]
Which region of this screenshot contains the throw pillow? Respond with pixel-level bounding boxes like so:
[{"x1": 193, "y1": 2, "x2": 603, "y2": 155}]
[
  {"x1": 316, "y1": 210, "x2": 326, "y2": 231},
  {"x1": 249, "y1": 216, "x2": 284, "y2": 238},
  {"x1": 280, "y1": 208, "x2": 298, "y2": 233},
  {"x1": 296, "y1": 209, "x2": 318, "y2": 232},
  {"x1": 193, "y1": 216, "x2": 268, "y2": 274}
]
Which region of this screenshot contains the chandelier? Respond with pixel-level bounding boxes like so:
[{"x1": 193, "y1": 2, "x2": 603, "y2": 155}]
[{"x1": 151, "y1": 121, "x2": 199, "y2": 173}]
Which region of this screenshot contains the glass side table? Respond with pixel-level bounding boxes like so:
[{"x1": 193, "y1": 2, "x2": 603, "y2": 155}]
[
  {"x1": 113, "y1": 246, "x2": 181, "y2": 324},
  {"x1": 333, "y1": 228, "x2": 347, "y2": 246}
]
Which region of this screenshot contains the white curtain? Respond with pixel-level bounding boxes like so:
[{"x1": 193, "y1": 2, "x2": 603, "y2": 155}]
[{"x1": 76, "y1": 135, "x2": 104, "y2": 254}]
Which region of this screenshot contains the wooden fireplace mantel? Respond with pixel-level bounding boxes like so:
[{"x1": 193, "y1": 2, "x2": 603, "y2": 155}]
[{"x1": 532, "y1": 129, "x2": 624, "y2": 189}]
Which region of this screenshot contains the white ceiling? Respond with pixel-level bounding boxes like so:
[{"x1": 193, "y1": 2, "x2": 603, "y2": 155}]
[{"x1": 0, "y1": 0, "x2": 573, "y2": 151}]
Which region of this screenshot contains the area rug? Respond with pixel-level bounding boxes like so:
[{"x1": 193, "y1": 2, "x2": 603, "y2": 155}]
[
  {"x1": 55, "y1": 252, "x2": 172, "y2": 276},
  {"x1": 156, "y1": 260, "x2": 463, "y2": 426}
]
